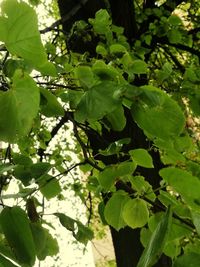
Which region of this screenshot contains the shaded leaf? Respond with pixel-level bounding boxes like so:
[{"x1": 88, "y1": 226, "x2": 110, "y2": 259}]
[
  {"x1": 130, "y1": 60, "x2": 148, "y2": 74},
  {"x1": 0, "y1": 71, "x2": 40, "y2": 143},
  {"x1": 137, "y1": 207, "x2": 172, "y2": 267},
  {"x1": 0, "y1": 206, "x2": 36, "y2": 266},
  {"x1": 98, "y1": 162, "x2": 136, "y2": 190},
  {"x1": 39, "y1": 174, "x2": 61, "y2": 199},
  {"x1": 173, "y1": 253, "x2": 200, "y2": 267},
  {"x1": 0, "y1": 254, "x2": 18, "y2": 267},
  {"x1": 40, "y1": 88, "x2": 64, "y2": 117},
  {"x1": 30, "y1": 222, "x2": 47, "y2": 258},
  {"x1": 74, "y1": 222, "x2": 94, "y2": 245},
  {"x1": 104, "y1": 191, "x2": 130, "y2": 231},
  {"x1": 37, "y1": 228, "x2": 59, "y2": 260},
  {"x1": 54, "y1": 213, "x2": 75, "y2": 232},
  {"x1": 106, "y1": 105, "x2": 126, "y2": 131},
  {"x1": 131, "y1": 86, "x2": 185, "y2": 140},
  {"x1": 160, "y1": 167, "x2": 200, "y2": 210},
  {"x1": 75, "y1": 81, "x2": 122, "y2": 122}
]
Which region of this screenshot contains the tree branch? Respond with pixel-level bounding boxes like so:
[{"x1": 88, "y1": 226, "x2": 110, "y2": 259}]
[
  {"x1": 38, "y1": 111, "x2": 71, "y2": 160},
  {"x1": 115, "y1": 180, "x2": 194, "y2": 230},
  {"x1": 158, "y1": 37, "x2": 200, "y2": 59},
  {"x1": 40, "y1": 0, "x2": 89, "y2": 34}
]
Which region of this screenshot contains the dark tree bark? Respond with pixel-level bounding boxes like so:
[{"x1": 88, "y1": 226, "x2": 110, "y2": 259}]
[{"x1": 57, "y1": 1, "x2": 172, "y2": 266}]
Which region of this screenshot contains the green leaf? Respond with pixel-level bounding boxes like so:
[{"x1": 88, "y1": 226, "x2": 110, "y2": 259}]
[
  {"x1": 168, "y1": 15, "x2": 182, "y2": 26},
  {"x1": 74, "y1": 66, "x2": 97, "y2": 89},
  {"x1": 54, "y1": 213, "x2": 75, "y2": 232},
  {"x1": 40, "y1": 88, "x2": 64, "y2": 117},
  {"x1": 173, "y1": 253, "x2": 200, "y2": 267},
  {"x1": 96, "y1": 44, "x2": 108, "y2": 56},
  {"x1": 14, "y1": 162, "x2": 51, "y2": 186},
  {"x1": 0, "y1": 206, "x2": 36, "y2": 266},
  {"x1": 89, "y1": 9, "x2": 111, "y2": 35},
  {"x1": 98, "y1": 167, "x2": 116, "y2": 191},
  {"x1": 0, "y1": 254, "x2": 18, "y2": 267},
  {"x1": 131, "y1": 85, "x2": 185, "y2": 140},
  {"x1": 54, "y1": 213, "x2": 93, "y2": 245},
  {"x1": 75, "y1": 81, "x2": 122, "y2": 122},
  {"x1": 137, "y1": 207, "x2": 172, "y2": 267},
  {"x1": 129, "y1": 176, "x2": 156, "y2": 201},
  {"x1": 158, "y1": 190, "x2": 190, "y2": 218},
  {"x1": 0, "y1": 0, "x2": 56, "y2": 75},
  {"x1": 0, "y1": 71, "x2": 40, "y2": 143},
  {"x1": 13, "y1": 154, "x2": 33, "y2": 166},
  {"x1": 74, "y1": 222, "x2": 94, "y2": 245},
  {"x1": 130, "y1": 60, "x2": 148, "y2": 74},
  {"x1": 99, "y1": 138, "x2": 131, "y2": 156},
  {"x1": 98, "y1": 162, "x2": 136, "y2": 190},
  {"x1": 30, "y1": 222, "x2": 47, "y2": 258},
  {"x1": 31, "y1": 162, "x2": 51, "y2": 179},
  {"x1": 129, "y1": 148, "x2": 154, "y2": 168},
  {"x1": 60, "y1": 90, "x2": 84, "y2": 109},
  {"x1": 92, "y1": 60, "x2": 120, "y2": 80},
  {"x1": 37, "y1": 228, "x2": 59, "y2": 260},
  {"x1": 167, "y1": 29, "x2": 182, "y2": 44},
  {"x1": 14, "y1": 165, "x2": 33, "y2": 186},
  {"x1": 104, "y1": 191, "x2": 130, "y2": 231},
  {"x1": 191, "y1": 211, "x2": 200, "y2": 236},
  {"x1": 122, "y1": 198, "x2": 149, "y2": 229},
  {"x1": 160, "y1": 167, "x2": 200, "y2": 210},
  {"x1": 39, "y1": 174, "x2": 61, "y2": 199},
  {"x1": 0, "y1": 164, "x2": 15, "y2": 174},
  {"x1": 156, "y1": 62, "x2": 172, "y2": 83},
  {"x1": 106, "y1": 105, "x2": 126, "y2": 131},
  {"x1": 148, "y1": 212, "x2": 191, "y2": 242},
  {"x1": 110, "y1": 44, "x2": 127, "y2": 55},
  {"x1": 3, "y1": 59, "x2": 31, "y2": 78}
]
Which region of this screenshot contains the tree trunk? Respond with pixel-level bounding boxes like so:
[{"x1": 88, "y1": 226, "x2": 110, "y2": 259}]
[{"x1": 57, "y1": 1, "x2": 172, "y2": 266}]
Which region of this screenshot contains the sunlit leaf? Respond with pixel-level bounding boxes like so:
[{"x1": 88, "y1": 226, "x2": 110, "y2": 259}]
[
  {"x1": 122, "y1": 198, "x2": 149, "y2": 229},
  {"x1": 129, "y1": 148, "x2": 154, "y2": 168},
  {"x1": 0, "y1": 0, "x2": 56, "y2": 75}
]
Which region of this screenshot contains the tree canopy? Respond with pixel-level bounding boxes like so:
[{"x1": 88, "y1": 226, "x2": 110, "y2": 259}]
[{"x1": 0, "y1": 0, "x2": 200, "y2": 266}]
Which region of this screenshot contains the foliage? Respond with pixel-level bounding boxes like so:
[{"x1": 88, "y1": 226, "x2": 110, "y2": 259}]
[{"x1": 0, "y1": 0, "x2": 199, "y2": 266}]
